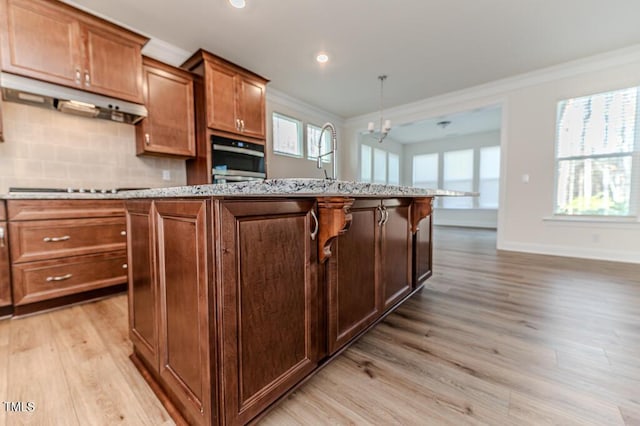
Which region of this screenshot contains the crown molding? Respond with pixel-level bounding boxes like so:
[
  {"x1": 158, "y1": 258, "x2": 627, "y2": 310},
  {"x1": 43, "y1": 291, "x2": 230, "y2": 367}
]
[
  {"x1": 345, "y1": 44, "x2": 640, "y2": 127},
  {"x1": 267, "y1": 88, "x2": 345, "y2": 127},
  {"x1": 141, "y1": 39, "x2": 192, "y2": 68}
]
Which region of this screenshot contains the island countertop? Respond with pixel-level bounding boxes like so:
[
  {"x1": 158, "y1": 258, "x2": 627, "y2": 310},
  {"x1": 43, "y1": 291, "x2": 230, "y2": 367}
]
[{"x1": 121, "y1": 178, "x2": 472, "y2": 199}]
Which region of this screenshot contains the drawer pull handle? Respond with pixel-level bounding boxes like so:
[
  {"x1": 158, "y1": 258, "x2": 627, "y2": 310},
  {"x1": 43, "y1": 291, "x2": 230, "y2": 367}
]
[
  {"x1": 310, "y1": 209, "x2": 319, "y2": 240},
  {"x1": 0, "y1": 226, "x2": 5, "y2": 248},
  {"x1": 46, "y1": 273, "x2": 73, "y2": 282},
  {"x1": 120, "y1": 230, "x2": 127, "y2": 236},
  {"x1": 43, "y1": 235, "x2": 70, "y2": 242}
]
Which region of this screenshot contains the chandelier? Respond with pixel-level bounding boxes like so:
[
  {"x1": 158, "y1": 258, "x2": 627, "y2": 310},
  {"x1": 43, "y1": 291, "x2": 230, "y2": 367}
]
[{"x1": 367, "y1": 75, "x2": 391, "y2": 143}]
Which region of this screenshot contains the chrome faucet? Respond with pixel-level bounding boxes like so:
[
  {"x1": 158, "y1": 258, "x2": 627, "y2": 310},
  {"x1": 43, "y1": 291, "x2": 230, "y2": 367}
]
[{"x1": 316, "y1": 122, "x2": 338, "y2": 180}]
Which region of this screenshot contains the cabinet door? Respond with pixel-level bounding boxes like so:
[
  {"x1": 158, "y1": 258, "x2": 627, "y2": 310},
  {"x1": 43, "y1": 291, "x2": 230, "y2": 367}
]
[
  {"x1": 205, "y1": 61, "x2": 238, "y2": 134},
  {"x1": 83, "y1": 23, "x2": 143, "y2": 103},
  {"x1": 137, "y1": 59, "x2": 195, "y2": 157},
  {"x1": 1, "y1": 0, "x2": 82, "y2": 88},
  {"x1": 414, "y1": 214, "x2": 432, "y2": 287},
  {"x1": 327, "y1": 200, "x2": 381, "y2": 354},
  {"x1": 125, "y1": 200, "x2": 158, "y2": 372},
  {"x1": 236, "y1": 75, "x2": 266, "y2": 139},
  {"x1": 0, "y1": 220, "x2": 11, "y2": 308},
  {"x1": 155, "y1": 200, "x2": 213, "y2": 426},
  {"x1": 381, "y1": 199, "x2": 412, "y2": 311},
  {"x1": 220, "y1": 199, "x2": 319, "y2": 424}
]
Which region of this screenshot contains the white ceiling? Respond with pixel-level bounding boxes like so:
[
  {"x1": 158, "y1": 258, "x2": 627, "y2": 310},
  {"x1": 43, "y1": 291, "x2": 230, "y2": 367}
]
[
  {"x1": 64, "y1": 0, "x2": 640, "y2": 119},
  {"x1": 388, "y1": 105, "x2": 502, "y2": 144}
]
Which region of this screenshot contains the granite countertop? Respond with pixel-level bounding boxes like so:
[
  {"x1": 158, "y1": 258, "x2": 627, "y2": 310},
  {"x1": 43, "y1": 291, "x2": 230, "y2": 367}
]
[
  {"x1": 1, "y1": 179, "x2": 474, "y2": 200},
  {"x1": 121, "y1": 179, "x2": 473, "y2": 199}
]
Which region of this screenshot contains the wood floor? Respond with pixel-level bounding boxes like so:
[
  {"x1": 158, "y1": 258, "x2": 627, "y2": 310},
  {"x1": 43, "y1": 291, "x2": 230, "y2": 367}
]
[{"x1": 1, "y1": 226, "x2": 639, "y2": 425}]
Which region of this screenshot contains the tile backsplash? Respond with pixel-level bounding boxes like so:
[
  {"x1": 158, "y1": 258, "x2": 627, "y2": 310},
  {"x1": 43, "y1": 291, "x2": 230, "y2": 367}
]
[{"x1": 0, "y1": 101, "x2": 187, "y2": 193}]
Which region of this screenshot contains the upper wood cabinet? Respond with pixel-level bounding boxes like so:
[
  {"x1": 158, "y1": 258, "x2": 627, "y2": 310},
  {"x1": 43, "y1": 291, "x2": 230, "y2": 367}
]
[
  {"x1": 0, "y1": 0, "x2": 147, "y2": 103},
  {"x1": 136, "y1": 57, "x2": 195, "y2": 158},
  {"x1": 183, "y1": 49, "x2": 268, "y2": 141}
]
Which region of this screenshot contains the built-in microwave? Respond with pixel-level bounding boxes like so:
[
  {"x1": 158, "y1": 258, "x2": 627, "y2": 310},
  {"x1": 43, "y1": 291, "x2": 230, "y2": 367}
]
[{"x1": 211, "y1": 135, "x2": 266, "y2": 183}]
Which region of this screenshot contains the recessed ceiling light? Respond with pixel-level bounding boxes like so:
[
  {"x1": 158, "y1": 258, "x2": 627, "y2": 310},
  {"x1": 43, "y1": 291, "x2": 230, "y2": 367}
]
[
  {"x1": 316, "y1": 53, "x2": 329, "y2": 63},
  {"x1": 229, "y1": 0, "x2": 246, "y2": 8}
]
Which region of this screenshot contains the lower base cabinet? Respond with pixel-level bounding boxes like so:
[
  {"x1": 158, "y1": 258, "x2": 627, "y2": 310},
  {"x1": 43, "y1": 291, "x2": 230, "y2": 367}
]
[
  {"x1": 125, "y1": 196, "x2": 432, "y2": 426},
  {"x1": 219, "y1": 199, "x2": 320, "y2": 424}
]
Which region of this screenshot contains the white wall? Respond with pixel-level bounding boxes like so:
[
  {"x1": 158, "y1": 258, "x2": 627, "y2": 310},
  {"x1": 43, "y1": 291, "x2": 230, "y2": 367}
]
[
  {"x1": 342, "y1": 46, "x2": 640, "y2": 263},
  {"x1": 266, "y1": 89, "x2": 344, "y2": 180},
  {"x1": 403, "y1": 130, "x2": 500, "y2": 228}
]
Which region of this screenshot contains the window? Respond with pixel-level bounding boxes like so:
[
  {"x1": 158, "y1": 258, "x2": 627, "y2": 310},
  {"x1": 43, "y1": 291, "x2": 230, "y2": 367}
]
[
  {"x1": 388, "y1": 153, "x2": 400, "y2": 185},
  {"x1": 479, "y1": 146, "x2": 501, "y2": 208},
  {"x1": 361, "y1": 145, "x2": 372, "y2": 181},
  {"x1": 273, "y1": 113, "x2": 302, "y2": 157},
  {"x1": 360, "y1": 144, "x2": 398, "y2": 184},
  {"x1": 412, "y1": 146, "x2": 501, "y2": 209},
  {"x1": 412, "y1": 153, "x2": 438, "y2": 189},
  {"x1": 307, "y1": 124, "x2": 331, "y2": 162},
  {"x1": 555, "y1": 87, "x2": 638, "y2": 216},
  {"x1": 442, "y1": 149, "x2": 474, "y2": 208},
  {"x1": 373, "y1": 148, "x2": 387, "y2": 184}
]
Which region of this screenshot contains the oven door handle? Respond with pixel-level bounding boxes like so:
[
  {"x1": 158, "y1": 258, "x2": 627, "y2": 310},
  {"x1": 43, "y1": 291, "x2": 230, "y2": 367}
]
[
  {"x1": 216, "y1": 175, "x2": 264, "y2": 182},
  {"x1": 212, "y1": 144, "x2": 265, "y2": 158}
]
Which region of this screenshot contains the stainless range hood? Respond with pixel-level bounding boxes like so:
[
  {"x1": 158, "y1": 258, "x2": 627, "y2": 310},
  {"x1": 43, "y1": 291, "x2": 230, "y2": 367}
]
[{"x1": 0, "y1": 72, "x2": 147, "y2": 124}]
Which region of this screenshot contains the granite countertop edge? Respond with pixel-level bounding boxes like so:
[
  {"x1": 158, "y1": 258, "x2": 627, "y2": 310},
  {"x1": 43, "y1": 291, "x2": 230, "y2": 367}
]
[{"x1": 1, "y1": 179, "x2": 475, "y2": 200}]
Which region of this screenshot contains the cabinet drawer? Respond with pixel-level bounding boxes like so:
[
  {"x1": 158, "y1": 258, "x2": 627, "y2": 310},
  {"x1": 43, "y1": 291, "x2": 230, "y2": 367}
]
[
  {"x1": 10, "y1": 217, "x2": 126, "y2": 263},
  {"x1": 7, "y1": 199, "x2": 124, "y2": 221},
  {"x1": 12, "y1": 251, "x2": 127, "y2": 306}
]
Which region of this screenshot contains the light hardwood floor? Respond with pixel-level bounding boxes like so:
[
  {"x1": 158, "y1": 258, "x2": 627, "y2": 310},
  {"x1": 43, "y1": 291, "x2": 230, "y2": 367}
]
[{"x1": 1, "y1": 226, "x2": 639, "y2": 425}]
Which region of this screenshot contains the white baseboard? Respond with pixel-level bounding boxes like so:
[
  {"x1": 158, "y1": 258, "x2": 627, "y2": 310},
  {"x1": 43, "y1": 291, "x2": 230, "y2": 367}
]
[
  {"x1": 434, "y1": 218, "x2": 497, "y2": 229},
  {"x1": 498, "y1": 241, "x2": 640, "y2": 264}
]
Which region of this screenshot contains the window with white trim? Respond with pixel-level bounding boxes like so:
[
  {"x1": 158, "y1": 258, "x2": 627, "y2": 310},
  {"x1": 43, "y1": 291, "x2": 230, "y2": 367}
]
[
  {"x1": 555, "y1": 87, "x2": 639, "y2": 216},
  {"x1": 273, "y1": 113, "x2": 302, "y2": 157},
  {"x1": 442, "y1": 149, "x2": 474, "y2": 208},
  {"x1": 307, "y1": 124, "x2": 331, "y2": 162},
  {"x1": 479, "y1": 146, "x2": 501, "y2": 208},
  {"x1": 360, "y1": 144, "x2": 399, "y2": 184}
]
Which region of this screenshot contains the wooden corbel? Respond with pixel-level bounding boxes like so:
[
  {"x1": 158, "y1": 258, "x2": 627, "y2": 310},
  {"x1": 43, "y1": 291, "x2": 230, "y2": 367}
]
[
  {"x1": 316, "y1": 197, "x2": 354, "y2": 262},
  {"x1": 410, "y1": 197, "x2": 433, "y2": 233}
]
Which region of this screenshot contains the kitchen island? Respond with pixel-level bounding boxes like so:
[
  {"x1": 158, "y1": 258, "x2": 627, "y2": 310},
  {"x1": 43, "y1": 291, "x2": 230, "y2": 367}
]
[{"x1": 124, "y1": 179, "x2": 462, "y2": 426}]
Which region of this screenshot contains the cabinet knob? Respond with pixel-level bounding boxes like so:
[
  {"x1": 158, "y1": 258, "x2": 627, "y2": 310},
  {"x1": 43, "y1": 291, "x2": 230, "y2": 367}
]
[
  {"x1": 145, "y1": 133, "x2": 150, "y2": 145},
  {"x1": 84, "y1": 70, "x2": 91, "y2": 87},
  {"x1": 122, "y1": 264, "x2": 128, "y2": 269},
  {"x1": 121, "y1": 230, "x2": 127, "y2": 236}
]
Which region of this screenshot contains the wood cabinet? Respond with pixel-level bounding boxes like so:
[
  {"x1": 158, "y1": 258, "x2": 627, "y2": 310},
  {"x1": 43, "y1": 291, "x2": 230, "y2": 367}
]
[
  {"x1": 136, "y1": 57, "x2": 195, "y2": 158},
  {"x1": 412, "y1": 198, "x2": 433, "y2": 287},
  {"x1": 126, "y1": 200, "x2": 158, "y2": 373},
  {"x1": 0, "y1": 202, "x2": 11, "y2": 313},
  {"x1": 326, "y1": 200, "x2": 381, "y2": 354},
  {"x1": 7, "y1": 199, "x2": 127, "y2": 315},
  {"x1": 127, "y1": 195, "x2": 433, "y2": 425},
  {"x1": 126, "y1": 199, "x2": 215, "y2": 426},
  {"x1": 183, "y1": 50, "x2": 269, "y2": 184},
  {"x1": 219, "y1": 199, "x2": 319, "y2": 424},
  {"x1": 380, "y1": 199, "x2": 413, "y2": 310},
  {"x1": 0, "y1": 0, "x2": 147, "y2": 103},
  {"x1": 190, "y1": 52, "x2": 267, "y2": 140},
  {"x1": 326, "y1": 198, "x2": 412, "y2": 354}
]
